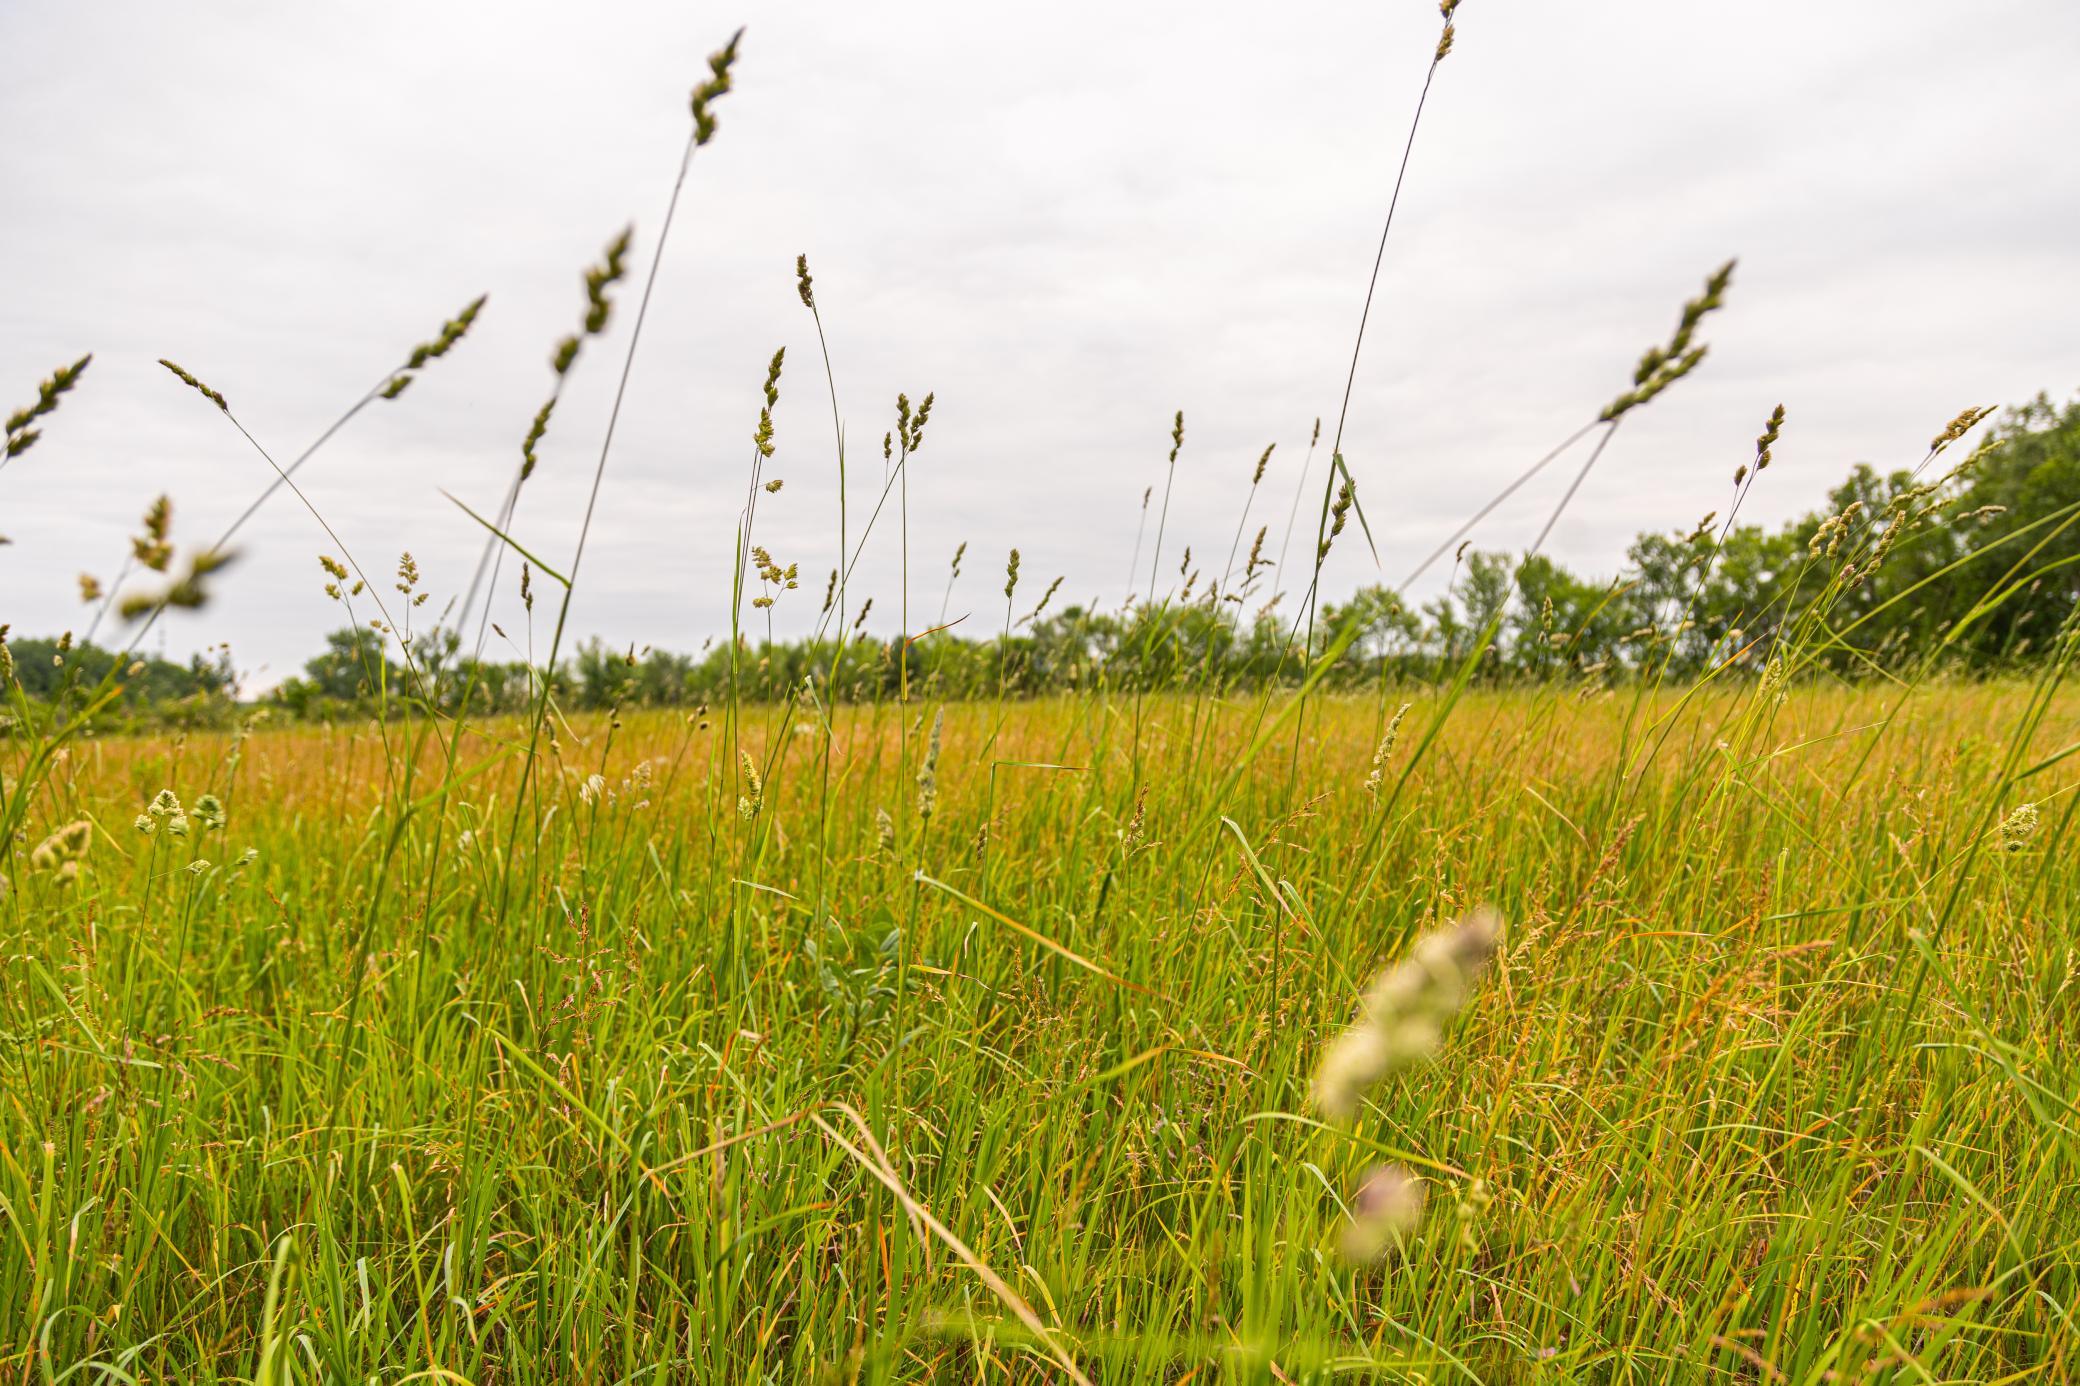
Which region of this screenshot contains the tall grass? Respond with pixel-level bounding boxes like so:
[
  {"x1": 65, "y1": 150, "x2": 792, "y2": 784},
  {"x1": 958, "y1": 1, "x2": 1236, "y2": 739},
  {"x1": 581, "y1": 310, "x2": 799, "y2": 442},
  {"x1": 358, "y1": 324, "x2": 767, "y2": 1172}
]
[
  {"x1": 3, "y1": 683, "x2": 2077, "y2": 1380},
  {"x1": 5, "y1": 11, "x2": 2080, "y2": 1384}
]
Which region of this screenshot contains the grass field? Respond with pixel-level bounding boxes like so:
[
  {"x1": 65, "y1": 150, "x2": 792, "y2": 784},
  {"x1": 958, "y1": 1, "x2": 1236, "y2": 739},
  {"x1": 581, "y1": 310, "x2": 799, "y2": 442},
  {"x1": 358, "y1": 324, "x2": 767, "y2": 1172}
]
[
  {"x1": 8, "y1": 15, "x2": 2080, "y2": 1383},
  {"x1": 4, "y1": 678, "x2": 2076, "y2": 1381}
]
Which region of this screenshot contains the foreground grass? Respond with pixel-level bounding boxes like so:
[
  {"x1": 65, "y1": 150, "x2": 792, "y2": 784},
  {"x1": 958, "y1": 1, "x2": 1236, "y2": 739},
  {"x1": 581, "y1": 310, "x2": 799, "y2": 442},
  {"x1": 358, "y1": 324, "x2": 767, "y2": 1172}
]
[{"x1": 3, "y1": 681, "x2": 2077, "y2": 1382}]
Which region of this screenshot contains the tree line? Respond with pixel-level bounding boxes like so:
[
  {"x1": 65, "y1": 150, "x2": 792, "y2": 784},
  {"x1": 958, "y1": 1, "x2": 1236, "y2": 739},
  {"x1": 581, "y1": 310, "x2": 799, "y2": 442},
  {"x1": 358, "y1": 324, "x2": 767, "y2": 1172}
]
[{"x1": 7, "y1": 392, "x2": 2075, "y2": 727}]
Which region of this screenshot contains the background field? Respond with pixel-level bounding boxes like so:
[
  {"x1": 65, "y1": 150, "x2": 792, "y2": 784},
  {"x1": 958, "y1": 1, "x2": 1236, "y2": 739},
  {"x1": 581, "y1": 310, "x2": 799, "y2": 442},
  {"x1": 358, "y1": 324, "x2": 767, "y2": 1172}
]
[{"x1": 4, "y1": 680, "x2": 2076, "y2": 1381}]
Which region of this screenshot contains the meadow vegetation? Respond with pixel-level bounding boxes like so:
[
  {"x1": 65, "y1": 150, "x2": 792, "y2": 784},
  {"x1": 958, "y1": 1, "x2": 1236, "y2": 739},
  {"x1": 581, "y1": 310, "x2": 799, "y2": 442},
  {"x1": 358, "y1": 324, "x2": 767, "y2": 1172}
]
[
  {"x1": 2, "y1": 685, "x2": 2077, "y2": 1381},
  {"x1": 5, "y1": 9, "x2": 2080, "y2": 1382}
]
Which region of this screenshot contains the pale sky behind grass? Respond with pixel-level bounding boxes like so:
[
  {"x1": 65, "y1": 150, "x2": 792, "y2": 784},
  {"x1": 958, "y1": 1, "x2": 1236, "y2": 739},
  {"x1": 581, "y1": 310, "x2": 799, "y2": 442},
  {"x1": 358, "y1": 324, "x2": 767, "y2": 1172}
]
[{"x1": 4, "y1": 1, "x2": 2078, "y2": 685}]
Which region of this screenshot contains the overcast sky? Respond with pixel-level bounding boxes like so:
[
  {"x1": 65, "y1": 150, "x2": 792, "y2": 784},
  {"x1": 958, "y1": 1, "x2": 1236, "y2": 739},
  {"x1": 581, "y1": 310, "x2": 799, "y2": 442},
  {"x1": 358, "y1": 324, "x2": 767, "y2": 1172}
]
[{"x1": 4, "y1": 1, "x2": 2078, "y2": 685}]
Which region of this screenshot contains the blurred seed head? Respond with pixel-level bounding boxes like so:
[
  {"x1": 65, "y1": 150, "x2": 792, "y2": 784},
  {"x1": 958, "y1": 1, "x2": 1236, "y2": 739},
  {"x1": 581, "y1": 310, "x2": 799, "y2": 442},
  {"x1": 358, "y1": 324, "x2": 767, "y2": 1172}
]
[
  {"x1": 1311, "y1": 907, "x2": 1503, "y2": 1121},
  {"x1": 134, "y1": 496, "x2": 175, "y2": 573},
  {"x1": 4, "y1": 353, "x2": 92, "y2": 460},
  {"x1": 582, "y1": 227, "x2": 635, "y2": 336},
  {"x1": 689, "y1": 28, "x2": 745, "y2": 147},
  {"x1": 1028, "y1": 575, "x2": 1064, "y2": 624},
  {"x1": 1340, "y1": 1163, "x2": 1426, "y2": 1263},
  {"x1": 30, "y1": 820, "x2": 94, "y2": 874}
]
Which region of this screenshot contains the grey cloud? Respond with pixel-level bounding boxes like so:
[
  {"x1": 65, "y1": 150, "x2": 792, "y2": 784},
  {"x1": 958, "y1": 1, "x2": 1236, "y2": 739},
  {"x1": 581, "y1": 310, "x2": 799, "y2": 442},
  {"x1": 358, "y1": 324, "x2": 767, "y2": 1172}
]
[{"x1": 3, "y1": 0, "x2": 2077, "y2": 683}]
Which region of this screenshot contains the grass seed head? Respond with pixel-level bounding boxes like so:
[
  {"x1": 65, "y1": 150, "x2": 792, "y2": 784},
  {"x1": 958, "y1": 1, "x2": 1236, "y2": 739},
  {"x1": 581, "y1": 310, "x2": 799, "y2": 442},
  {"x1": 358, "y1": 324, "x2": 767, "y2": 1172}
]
[
  {"x1": 896, "y1": 391, "x2": 935, "y2": 453},
  {"x1": 1363, "y1": 703, "x2": 1413, "y2": 795},
  {"x1": 915, "y1": 707, "x2": 945, "y2": 820},
  {"x1": 158, "y1": 359, "x2": 228, "y2": 412},
  {"x1": 690, "y1": 28, "x2": 745, "y2": 147},
  {"x1": 1999, "y1": 802, "x2": 2040, "y2": 851},
  {"x1": 1931, "y1": 405, "x2": 1995, "y2": 455},
  {"x1": 120, "y1": 545, "x2": 238, "y2": 621},
  {"x1": 1341, "y1": 1163, "x2": 1426, "y2": 1263},
  {"x1": 737, "y1": 749, "x2": 764, "y2": 819},
  {"x1": 1754, "y1": 403, "x2": 1785, "y2": 473},
  {"x1": 521, "y1": 398, "x2": 556, "y2": 480},
  {"x1": 404, "y1": 294, "x2": 488, "y2": 371},
  {"x1": 1600, "y1": 260, "x2": 1735, "y2": 422},
  {"x1": 1311, "y1": 907, "x2": 1503, "y2": 1121},
  {"x1": 1759, "y1": 655, "x2": 1790, "y2": 706},
  {"x1": 5, "y1": 353, "x2": 92, "y2": 460},
  {"x1": 1027, "y1": 575, "x2": 1064, "y2": 624},
  {"x1": 30, "y1": 820, "x2": 95, "y2": 873},
  {"x1": 582, "y1": 227, "x2": 635, "y2": 336},
  {"x1": 1320, "y1": 472, "x2": 1354, "y2": 560},
  {"x1": 134, "y1": 496, "x2": 175, "y2": 572}
]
